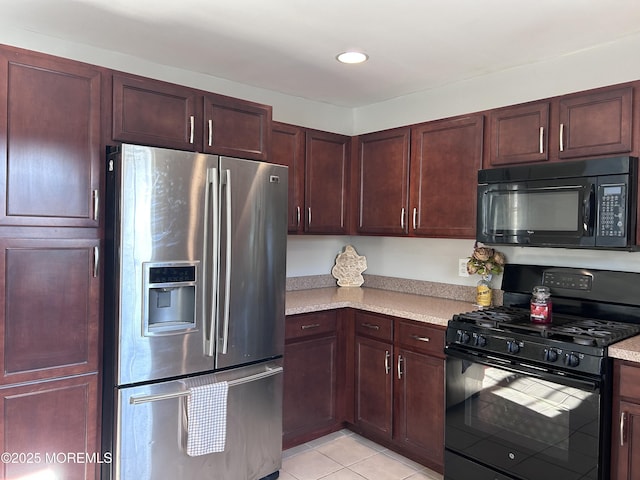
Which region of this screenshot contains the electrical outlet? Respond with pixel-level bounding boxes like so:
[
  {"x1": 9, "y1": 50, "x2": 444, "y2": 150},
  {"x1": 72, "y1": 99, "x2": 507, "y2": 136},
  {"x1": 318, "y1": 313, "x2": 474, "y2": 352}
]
[{"x1": 458, "y1": 258, "x2": 470, "y2": 277}]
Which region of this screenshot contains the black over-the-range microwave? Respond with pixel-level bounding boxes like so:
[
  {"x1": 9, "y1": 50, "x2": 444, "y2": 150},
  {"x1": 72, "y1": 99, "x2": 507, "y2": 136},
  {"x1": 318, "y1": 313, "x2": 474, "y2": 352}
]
[{"x1": 476, "y1": 156, "x2": 639, "y2": 250}]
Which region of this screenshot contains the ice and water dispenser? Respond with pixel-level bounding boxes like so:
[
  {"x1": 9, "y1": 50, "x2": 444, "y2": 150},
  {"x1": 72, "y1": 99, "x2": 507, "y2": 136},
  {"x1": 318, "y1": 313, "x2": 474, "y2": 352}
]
[{"x1": 143, "y1": 262, "x2": 198, "y2": 335}]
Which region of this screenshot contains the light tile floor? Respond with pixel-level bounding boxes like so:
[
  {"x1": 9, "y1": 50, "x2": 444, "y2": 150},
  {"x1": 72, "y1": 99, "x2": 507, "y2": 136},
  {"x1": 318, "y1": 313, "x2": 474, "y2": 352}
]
[{"x1": 280, "y1": 430, "x2": 444, "y2": 480}]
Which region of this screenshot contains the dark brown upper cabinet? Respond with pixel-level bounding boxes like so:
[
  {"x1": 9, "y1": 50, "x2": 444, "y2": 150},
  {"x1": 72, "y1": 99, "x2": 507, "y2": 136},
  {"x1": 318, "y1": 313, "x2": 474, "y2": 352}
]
[
  {"x1": 0, "y1": 48, "x2": 102, "y2": 227},
  {"x1": 112, "y1": 73, "x2": 271, "y2": 161},
  {"x1": 489, "y1": 102, "x2": 550, "y2": 166},
  {"x1": 356, "y1": 117, "x2": 482, "y2": 239},
  {"x1": 410, "y1": 115, "x2": 484, "y2": 238},
  {"x1": 271, "y1": 123, "x2": 351, "y2": 235},
  {"x1": 203, "y1": 93, "x2": 271, "y2": 161},
  {"x1": 271, "y1": 122, "x2": 305, "y2": 233},
  {"x1": 558, "y1": 86, "x2": 633, "y2": 160},
  {"x1": 112, "y1": 74, "x2": 200, "y2": 151},
  {"x1": 487, "y1": 85, "x2": 634, "y2": 167},
  {"x1": 356, "y1": 127, "x2": 411, "y2": 235},
  {"x1": 304, "y1": 129, "x2": 351, "y2": 234}
]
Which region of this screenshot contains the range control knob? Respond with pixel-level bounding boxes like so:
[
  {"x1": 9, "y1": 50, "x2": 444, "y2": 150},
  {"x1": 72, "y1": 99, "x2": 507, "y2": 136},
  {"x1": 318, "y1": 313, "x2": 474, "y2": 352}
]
[
  {"x1": 457, "y1": 330, "x2": 471, "y2": 344},
  {"x1": 544, "y1": 348, "x2": 559, "y2": 362},
  {"x1": 475, "y1": 335, "x2": 488, "y2": 348},
  {"x1": 506, "y1": 340, "x2": 520, "y2": 354},
  {"x1": 564, "y1": 353, "x2": 580, "y2": 368}
]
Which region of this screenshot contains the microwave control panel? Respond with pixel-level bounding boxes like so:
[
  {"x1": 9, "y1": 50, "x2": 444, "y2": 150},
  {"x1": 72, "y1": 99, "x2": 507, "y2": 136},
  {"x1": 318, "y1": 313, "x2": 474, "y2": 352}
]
[{"x1": 598, "y1": 183, "x2": 626, "y2": 237}]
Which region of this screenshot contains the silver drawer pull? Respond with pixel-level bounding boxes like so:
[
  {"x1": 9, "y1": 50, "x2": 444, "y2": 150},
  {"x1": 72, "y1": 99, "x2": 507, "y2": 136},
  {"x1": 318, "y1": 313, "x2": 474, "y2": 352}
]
[
  {"x1": 384, "y1": 350, "x2": 390, "y2": 374},
  {"x1": 301, "y1": 323, "x2": 321, "y2": 330},
  {"x1": 411, "y1": 334, "x2": 430, "y2": 342},
  {"x1": 362, "y1": 322, "x2": 380, "y2": 330}
]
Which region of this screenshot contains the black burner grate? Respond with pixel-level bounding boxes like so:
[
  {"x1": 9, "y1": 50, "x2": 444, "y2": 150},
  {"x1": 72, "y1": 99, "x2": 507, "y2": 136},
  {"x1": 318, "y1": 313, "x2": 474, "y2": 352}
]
[{"x1": 453, "y1": 306, "x2": 640, "y2": 347}]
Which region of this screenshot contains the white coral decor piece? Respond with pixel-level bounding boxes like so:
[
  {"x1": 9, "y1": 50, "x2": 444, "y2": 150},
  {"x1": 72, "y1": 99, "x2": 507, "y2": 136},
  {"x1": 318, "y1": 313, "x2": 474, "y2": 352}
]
[{"x1": 331, "y1": 245, "x2": 367, "y2": 287}]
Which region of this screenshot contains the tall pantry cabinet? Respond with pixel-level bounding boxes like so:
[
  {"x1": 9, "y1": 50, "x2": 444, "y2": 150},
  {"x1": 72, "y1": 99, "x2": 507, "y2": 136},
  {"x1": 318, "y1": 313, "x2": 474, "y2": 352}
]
[{"x1": 0, "y1": 45, "x2": 102, "y2": 480}]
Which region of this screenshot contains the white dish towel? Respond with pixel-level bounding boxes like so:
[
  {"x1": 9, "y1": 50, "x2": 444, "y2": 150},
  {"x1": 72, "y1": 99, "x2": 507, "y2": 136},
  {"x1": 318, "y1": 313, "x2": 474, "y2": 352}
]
[{"x1": 183, "y1": 381, "x2": 229, "y2": 456}]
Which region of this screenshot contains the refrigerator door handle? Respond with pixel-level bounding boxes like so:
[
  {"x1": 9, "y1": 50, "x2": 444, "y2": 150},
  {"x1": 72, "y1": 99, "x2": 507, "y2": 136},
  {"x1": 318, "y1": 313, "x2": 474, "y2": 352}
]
[
  {"x1": 205, "y1": 167, "x2": 219, "y2": 357},
  {"x1": 220, "y1": 169, "x2": 232, "y2": 355},
  {"x1": 128, "y1": 366, "x2": 283, "y2": 404},
  {"x1": 228, "y1": 365, "x2": 283, "y2": 386},
  {"x1": 129, "y1": 390, "x2": 190, "y2": 405}
]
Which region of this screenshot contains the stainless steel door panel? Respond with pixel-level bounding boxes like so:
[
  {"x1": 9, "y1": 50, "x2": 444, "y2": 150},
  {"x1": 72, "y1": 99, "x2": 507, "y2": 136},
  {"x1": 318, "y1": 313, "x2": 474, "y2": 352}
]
[
  {"x1": 116, "y1": 144, "x2": 218, "y2": 385},
  {"x1": 115, "y1": 360, "x2": 283, "y2": 480},
  {"x1": 216, "y1": 157, "x2": 287, "y2": 369}
]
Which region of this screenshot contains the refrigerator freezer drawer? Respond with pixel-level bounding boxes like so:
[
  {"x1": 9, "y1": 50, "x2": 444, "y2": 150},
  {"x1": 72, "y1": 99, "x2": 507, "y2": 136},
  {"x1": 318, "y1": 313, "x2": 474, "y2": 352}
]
[{"x1": 114, "y1": 360, "x2": 283, "y2": 480}]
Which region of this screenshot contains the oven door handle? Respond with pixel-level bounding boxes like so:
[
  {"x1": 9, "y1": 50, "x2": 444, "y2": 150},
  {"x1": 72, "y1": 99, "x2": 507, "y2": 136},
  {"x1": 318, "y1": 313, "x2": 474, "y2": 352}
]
[{"x1": 445, "y1": 347, "x2": 601, "y2": 392}]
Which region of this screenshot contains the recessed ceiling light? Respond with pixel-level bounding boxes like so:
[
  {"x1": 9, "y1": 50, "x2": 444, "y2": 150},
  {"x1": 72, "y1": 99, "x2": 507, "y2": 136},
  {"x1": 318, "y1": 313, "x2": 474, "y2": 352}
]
[{"x1": 336, "y1": 51, "x2": 368, "y2": 64}]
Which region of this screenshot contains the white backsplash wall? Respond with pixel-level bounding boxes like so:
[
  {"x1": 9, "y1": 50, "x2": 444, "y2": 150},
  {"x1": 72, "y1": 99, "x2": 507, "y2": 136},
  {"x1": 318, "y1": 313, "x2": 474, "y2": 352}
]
[
  {"x1": 287, "y1": 235, "x2": 640, "y2": 286},
  {"x1": 287, "y1": 236, "x2": 485, "y2": 287}
]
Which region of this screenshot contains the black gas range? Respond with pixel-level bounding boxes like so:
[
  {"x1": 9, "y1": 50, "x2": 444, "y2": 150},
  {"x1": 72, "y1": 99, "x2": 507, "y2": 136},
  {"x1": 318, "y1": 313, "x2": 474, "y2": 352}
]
[
  {"x1": 447, "y1": 306, "x2": 640, "y2": 377},
  {"x1": 444, "y1": 264, "x2": 640, "y2": 480}
]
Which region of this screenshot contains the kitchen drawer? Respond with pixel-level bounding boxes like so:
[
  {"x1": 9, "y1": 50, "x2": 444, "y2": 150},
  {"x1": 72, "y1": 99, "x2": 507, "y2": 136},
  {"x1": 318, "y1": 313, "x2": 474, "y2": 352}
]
[
  {"x1": 396, "y1": 320, "x2": 445, "y2": 358},
  {"x1": 618, "y1": 362, "x2": 640, "y2": 400},
  {"x1": 354, "y1": 312, "x2": 393, "y2": 342},
  {"x1": 285, "y1": 311, "x2": 337, "y2": 341}
]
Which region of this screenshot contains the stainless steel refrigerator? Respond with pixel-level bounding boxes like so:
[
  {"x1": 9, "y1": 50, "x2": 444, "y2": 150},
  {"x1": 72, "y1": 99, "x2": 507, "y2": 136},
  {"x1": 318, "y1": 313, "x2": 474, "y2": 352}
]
[{"x1": 102, "y1": 144, "x2": 287, "y2": 480}]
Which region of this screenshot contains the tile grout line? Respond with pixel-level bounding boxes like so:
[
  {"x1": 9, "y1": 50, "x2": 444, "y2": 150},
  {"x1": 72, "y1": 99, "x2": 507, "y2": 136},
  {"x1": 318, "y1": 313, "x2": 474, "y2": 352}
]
[{"x1": 282, "y1": 430, "x2": 443, "y2": 480}]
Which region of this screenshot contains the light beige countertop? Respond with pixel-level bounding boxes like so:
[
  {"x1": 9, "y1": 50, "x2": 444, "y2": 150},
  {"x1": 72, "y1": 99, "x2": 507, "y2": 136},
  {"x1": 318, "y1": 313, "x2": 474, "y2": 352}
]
[
  {"x1": 285, "y1": 286, "x2": 477, "y2": 327},
  {"x1": 286, "y1": 285, "x2": 640, "y2": 362},
  {"x1": 609, "y1": 335, "x2": 640, "y2": 363}
]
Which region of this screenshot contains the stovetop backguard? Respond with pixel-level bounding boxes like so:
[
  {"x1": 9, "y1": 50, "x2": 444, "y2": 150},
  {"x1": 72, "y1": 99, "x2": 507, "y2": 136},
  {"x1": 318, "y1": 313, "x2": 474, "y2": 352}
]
[{"x1": 501, "y1": 264, "x2": 640, "y2": 325}]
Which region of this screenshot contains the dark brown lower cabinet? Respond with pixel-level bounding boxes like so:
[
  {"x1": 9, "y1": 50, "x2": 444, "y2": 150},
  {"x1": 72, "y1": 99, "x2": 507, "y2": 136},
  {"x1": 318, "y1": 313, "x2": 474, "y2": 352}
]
[
  {"x1": 352, "y1": 312, "x2": 445, "y2": 473},
  {"x1": 0, "y1": 373, "x2": 99, "y2": 480},
  {"x1": 283, "y1": 309, "x2": 445, "y2": 473},
  {"x1": 612, "y1": 360, "x2": 640, "y2": 479},
  {"x1": 283, "y1": 311, "x2": 342, "y2": 448},
  {"x1": 353, "y1": 312, "x2": 394, "y2": 439},
  {"x1": 394, "y1": 348, "x2": 444, "y2": 467},
  {"x1": 354, "y1": 335, "x2": 393, "y2": 438}
]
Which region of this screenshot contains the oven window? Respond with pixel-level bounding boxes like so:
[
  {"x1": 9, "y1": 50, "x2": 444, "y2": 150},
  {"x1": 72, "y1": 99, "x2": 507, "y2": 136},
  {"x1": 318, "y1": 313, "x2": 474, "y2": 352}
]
[{"x1": 446, "y1": 357, "x2": 600, "y2": 480}]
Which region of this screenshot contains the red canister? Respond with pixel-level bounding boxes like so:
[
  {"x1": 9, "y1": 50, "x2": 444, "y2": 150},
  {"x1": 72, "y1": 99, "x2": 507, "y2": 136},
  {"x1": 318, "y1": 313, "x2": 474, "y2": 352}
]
[{"x1": 530, "y1": 286, "x2": 552, "y2": 324}]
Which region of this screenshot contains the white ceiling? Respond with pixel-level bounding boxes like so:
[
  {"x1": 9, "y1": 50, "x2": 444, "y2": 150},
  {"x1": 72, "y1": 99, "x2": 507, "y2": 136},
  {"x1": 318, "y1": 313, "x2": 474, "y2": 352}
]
[{"x1": 2, "y1": 0, "x2": 640, "y2": 108}]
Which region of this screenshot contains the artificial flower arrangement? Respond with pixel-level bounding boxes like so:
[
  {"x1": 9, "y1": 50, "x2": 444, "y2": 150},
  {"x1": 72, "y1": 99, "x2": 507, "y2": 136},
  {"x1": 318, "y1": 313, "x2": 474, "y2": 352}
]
[
  {"x1": 467, "y1": 243, "x2": 506, "y2": 307},
  {"x1": 466, "y1": 243, "x2": 506, "y2": 277}
]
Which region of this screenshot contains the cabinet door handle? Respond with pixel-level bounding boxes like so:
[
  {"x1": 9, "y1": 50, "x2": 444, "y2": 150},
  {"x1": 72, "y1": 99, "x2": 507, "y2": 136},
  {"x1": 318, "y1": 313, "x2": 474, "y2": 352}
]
[
  {"x1": 559, "y1": 123, "x2": 565, "y2": 152},
  {"x1": 412, "y1": 207, "x2": 417, "y2": 231},
  {"x1": 361, "y1": 322, "x2": 380, "y2": 330},
  {"x1": 397, "y1": 354, "x2": 403, "y2": 380},
  {"x1": 300, "y1": 323, "x2": 320, "y2": 330},
  {"x1": 410, "y1": 334, "x2": 430, "y2": 343},
  {"x1": 92, "y1": 189, "x2": 99, "y2": 221},
  {"x1": 93, "y1": 246, "x2": 99, "y2": 278},
  {"x1": 208, "y1": 119, "x2": 213, "y2": 146},
  {"x1": 400, "y1": 207, "x2": 405, "y2": 230},
  {"x1": 296, "y1": 206, "x2": 301, "y2": 227},
  {"x1": 384, "y1": 350, "x2": 391, "y2": 374},
  {"x1": 620, "y1": 411, "x2": 627, "y2": 446},
  {"x1": 308, "y1": 207, "x2": 312, "y2": 226},
  {"x1": 189, "y1": 115, "x2": 195, "y2": 144},
  {"x1": 539, "y1": 126, "x2": 544, "y2": 154}
]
